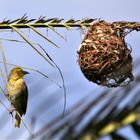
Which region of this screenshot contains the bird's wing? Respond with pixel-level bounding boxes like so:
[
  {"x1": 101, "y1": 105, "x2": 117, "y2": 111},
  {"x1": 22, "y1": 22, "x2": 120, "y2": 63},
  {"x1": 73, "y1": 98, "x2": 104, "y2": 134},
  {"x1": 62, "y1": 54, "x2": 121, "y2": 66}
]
[{"x1": 22, "y1": 84, "x2": 28, "y2": 114}]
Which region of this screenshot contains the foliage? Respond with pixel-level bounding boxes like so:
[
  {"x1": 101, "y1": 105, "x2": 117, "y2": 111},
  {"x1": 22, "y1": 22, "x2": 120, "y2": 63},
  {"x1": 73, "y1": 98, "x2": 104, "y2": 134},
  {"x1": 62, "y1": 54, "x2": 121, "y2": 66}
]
[{"x1": 0, "y1": 15, "x2": 140, "y2": 139}]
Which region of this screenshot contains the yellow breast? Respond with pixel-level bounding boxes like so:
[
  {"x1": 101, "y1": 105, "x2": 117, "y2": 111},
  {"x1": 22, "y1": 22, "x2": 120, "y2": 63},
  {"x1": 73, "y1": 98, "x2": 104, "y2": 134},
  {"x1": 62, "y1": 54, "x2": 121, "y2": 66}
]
[{"x1": 7, "y1": 78, "x2": 25, "y2": 96}]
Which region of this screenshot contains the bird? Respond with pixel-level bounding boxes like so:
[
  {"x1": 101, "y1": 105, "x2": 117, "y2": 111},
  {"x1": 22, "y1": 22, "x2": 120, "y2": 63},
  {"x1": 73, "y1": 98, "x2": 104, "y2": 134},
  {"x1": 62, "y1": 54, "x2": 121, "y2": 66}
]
[{"x1": 7, "y1": 67, "x2": 29, "y2": 128}]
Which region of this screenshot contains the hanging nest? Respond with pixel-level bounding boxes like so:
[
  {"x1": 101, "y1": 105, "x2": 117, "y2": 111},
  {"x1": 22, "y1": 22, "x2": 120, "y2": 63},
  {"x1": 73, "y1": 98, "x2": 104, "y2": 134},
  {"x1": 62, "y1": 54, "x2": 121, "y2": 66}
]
[{"x1": 78, "y1": 21, "x2": 134, "y2": 87}]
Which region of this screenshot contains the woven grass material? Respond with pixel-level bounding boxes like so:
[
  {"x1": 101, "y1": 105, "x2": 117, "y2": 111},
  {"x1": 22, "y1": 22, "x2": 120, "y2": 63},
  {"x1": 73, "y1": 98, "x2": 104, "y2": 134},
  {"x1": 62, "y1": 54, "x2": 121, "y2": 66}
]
[{"x1": 78, "y1": 21, "x2": 134, "y2": 87}]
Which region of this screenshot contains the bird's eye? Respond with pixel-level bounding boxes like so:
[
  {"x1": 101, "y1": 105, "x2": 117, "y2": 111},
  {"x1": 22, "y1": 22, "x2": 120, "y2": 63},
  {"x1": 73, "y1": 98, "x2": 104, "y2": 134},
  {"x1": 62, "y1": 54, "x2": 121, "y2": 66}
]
[{"x1": 17, "y1": 70, "x2": 22, "y2": 76}]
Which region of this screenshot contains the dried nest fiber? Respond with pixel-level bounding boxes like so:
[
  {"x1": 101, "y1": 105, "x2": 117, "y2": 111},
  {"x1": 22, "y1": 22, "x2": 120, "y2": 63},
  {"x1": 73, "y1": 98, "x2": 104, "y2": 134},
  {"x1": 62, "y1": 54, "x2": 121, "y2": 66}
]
[{"x1": 78, "y1": 21, "x2": 134, "y2": 87}]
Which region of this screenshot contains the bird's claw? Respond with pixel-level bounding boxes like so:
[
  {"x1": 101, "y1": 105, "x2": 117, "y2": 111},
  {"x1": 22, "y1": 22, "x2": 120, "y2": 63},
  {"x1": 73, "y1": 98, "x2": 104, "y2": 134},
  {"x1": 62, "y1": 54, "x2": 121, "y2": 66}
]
[{"x1": 9, "y1": 107, "x2": 15, "y2": 114}]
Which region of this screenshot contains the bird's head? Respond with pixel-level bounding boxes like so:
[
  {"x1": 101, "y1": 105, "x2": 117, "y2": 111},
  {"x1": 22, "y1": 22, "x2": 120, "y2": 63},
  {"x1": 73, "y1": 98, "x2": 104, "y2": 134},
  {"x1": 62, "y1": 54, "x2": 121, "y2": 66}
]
[{"x1": 8, "y1": 67, "x2": 29, "y2": 81}]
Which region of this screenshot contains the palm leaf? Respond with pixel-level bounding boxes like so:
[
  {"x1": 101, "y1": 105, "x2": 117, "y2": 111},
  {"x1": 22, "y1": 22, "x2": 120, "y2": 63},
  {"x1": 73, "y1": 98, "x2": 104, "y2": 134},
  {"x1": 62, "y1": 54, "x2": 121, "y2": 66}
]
[{"x1": 29, "y1": 59, "x2": 140, "y2": 140}]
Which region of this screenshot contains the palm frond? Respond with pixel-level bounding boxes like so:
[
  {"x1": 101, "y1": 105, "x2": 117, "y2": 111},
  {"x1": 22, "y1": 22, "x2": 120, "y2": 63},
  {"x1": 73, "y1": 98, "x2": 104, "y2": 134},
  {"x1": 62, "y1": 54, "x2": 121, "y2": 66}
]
[{"x1": 29, "y1": 59, "x2": 140, "y2": 140}]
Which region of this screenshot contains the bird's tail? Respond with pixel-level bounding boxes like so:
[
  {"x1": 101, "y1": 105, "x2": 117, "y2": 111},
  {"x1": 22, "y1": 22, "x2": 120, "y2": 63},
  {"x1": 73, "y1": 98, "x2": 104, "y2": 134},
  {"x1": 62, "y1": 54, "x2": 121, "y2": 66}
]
[{"x1": 15, "y1": 112, "x2": 22, "y2": 128}]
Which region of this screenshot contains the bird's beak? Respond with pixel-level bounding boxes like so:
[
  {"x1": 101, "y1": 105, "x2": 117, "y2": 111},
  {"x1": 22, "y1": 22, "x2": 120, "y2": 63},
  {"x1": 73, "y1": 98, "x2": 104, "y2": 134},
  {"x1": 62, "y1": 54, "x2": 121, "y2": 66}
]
[{"x1": 23, "y1": 71, "x2": 30, "y2": 75}]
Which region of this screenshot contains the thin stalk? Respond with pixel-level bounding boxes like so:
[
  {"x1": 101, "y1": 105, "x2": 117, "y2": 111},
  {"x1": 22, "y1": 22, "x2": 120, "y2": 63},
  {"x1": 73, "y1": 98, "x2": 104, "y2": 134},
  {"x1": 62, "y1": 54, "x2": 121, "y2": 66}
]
[
  {"x1": 10, "y1": 26, "x2": 54, "y2": 67},
  {"x1": 16, "y1": 111, "x2": 32, "y2": 135},
  {"x1": 0, "y1": 42, "x2": 8, "y2": 78},
  {"x1": 29, "y1": 25, "x2": 60, "y2": 48},
  {"x1": 38, "y1": 44, "x2": 66, "y2": 117}
]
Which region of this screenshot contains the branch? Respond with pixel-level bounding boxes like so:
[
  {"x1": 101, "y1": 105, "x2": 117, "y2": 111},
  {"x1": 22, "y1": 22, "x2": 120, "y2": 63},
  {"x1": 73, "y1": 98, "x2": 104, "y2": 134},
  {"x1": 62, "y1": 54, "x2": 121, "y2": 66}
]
[
  {"x1": 0, "y1": 16, "x2": 140, "y2": 32},
  {"x1": 0, "y1": 16, "x2": 96, "y2": 29}
]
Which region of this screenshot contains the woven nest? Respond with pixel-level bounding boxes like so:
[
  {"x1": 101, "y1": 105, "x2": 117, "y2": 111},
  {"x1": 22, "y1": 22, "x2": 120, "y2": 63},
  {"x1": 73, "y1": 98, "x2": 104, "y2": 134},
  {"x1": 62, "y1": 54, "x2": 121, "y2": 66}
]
[{"x1": 78, "y1": 21, "x2": 134, "y2": 87}]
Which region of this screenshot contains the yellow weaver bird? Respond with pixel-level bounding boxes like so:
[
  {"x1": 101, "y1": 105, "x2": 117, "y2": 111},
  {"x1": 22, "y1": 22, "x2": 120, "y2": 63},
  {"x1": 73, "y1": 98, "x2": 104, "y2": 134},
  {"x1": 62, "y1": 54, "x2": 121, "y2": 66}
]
[{"x1": 7, "y1": 67, "x2": 29, "y2": 128}]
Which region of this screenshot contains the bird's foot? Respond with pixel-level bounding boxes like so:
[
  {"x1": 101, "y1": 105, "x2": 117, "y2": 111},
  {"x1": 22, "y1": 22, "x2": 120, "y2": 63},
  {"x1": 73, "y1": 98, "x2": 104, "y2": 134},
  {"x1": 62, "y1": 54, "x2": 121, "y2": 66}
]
[{"x1": 9, "y1": 107, "x2": 15, "y2": 117}]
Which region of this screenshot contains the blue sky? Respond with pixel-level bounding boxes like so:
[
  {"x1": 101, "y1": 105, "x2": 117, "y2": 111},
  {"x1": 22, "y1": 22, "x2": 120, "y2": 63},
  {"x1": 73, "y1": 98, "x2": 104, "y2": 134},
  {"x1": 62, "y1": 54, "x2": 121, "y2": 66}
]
[
  {"x1": 0, "y1": 0, "x2": 140, "y2": 139},
  {"x1": 1, "y1": 0, "x2": 140, "y2": 20}
]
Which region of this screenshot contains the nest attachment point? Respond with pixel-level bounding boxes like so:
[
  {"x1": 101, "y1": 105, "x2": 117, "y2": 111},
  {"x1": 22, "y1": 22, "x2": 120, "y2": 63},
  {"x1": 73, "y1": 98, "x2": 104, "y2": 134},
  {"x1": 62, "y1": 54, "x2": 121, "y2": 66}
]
[{"x1": 78, "y1": 21, "x2": 134, "y2": 87}]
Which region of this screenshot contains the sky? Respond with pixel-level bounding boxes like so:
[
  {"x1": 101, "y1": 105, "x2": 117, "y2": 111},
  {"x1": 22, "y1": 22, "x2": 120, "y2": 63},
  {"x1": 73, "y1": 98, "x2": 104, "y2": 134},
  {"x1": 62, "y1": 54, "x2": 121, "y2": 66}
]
[{"x1": 0, "y1": 0, "x2": 140, "y2": 139}]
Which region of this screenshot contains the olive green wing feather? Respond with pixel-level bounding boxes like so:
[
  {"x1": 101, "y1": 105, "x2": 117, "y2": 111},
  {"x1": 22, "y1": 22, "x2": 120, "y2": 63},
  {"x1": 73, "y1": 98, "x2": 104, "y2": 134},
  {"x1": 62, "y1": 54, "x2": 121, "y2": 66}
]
[{"x1": 22, "y1": 84, "x2": 28, "y2": 114}]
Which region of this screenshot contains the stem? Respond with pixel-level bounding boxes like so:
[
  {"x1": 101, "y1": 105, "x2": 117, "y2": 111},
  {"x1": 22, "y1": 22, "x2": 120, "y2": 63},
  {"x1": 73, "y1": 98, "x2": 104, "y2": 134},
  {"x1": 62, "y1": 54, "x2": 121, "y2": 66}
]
[
  {"x1": 0, "y1": 22, "x2": 140, "y2": 30},
  {"x1": 0, "y1": 23, "x2": 91, "y2": 29}
]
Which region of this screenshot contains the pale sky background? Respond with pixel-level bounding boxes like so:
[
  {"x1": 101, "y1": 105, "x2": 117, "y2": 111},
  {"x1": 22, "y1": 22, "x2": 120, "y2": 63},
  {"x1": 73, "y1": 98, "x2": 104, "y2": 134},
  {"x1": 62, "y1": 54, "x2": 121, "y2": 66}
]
[{"x1": 0, "y1": 0, "x2": 140, "y2": 139}]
